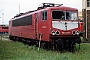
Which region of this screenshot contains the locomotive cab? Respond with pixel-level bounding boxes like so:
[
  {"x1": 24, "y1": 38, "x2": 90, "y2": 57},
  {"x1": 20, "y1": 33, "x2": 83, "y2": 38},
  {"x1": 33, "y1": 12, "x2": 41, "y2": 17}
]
[
  {"x1": 37, "y1": 3, "x2": 83, "y2": 51},
  {"x1": 48, "y1": 5, "x2": 83, "y2": 51}
]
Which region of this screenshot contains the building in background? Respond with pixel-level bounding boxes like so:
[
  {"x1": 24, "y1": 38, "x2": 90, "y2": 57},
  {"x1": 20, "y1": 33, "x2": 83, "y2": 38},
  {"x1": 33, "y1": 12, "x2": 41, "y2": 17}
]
[
  {"x1": 82, "y1": 0, "x2": 90, "y2": 39},
  {"x1": 78, "y1": 11, "x2": 82, "y2": 20}
]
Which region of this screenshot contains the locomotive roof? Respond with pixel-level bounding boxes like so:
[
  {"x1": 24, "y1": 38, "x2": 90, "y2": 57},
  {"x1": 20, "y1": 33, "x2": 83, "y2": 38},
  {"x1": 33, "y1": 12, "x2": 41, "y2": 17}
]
[
  {"x1": 51, "y1": 6, "x2": 77, "y2": 10},
  {"x1": 11, "y1": 5, "x2": 78, "y2": 20}
]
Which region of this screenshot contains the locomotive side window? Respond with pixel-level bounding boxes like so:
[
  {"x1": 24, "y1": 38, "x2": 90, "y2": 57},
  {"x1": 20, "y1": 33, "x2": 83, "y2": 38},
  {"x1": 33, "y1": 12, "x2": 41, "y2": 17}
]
[
  {"x1": 12, "y1": 15, "x2": 32, "y2": 26},
  {"x1": 20, "y1": 15, "x2": 32, "y2": 26},
  {"x1": 41, "y1": 11, "x2": 47, "y2": 20},
  {"x1": 52, "y1": 11, "x2": 65, "y2": 20},
  {"x1": 12, "y1": 19, "x2": 20, "y2": 26}
]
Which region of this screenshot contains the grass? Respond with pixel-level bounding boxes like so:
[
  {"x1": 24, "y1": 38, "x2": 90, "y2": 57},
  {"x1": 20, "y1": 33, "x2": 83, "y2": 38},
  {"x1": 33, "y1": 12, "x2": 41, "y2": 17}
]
[{"x1": 0, "y1": 39, "x2": 90, "y2": 60}]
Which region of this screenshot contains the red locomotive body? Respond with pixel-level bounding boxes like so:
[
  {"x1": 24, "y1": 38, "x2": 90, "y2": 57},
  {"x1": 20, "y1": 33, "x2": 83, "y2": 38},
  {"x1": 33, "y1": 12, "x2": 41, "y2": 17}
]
[
  {"x1": 0, "y1": 25, "x2": 8, "y2": 34},
  {"x1": 9, "y1": 3, "x2": 83, "y2": 51}
]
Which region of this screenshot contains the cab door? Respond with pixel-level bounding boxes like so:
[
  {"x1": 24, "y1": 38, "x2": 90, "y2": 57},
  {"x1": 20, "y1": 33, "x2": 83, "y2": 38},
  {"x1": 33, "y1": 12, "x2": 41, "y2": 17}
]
[{"x1": 39, "y1": 10, "x2": 50, "y2": 41}]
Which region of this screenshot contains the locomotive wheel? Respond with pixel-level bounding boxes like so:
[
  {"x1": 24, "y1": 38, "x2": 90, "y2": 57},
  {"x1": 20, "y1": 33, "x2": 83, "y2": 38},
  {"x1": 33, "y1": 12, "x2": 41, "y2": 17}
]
[
  {"x1": 18, "y1": 38, "x2": 21, "y2": 41},
  {"x1": 41, "y1": 42, "x2": 50, "y2": 50},
  {"x1": 26, "y1": 39, "x2": 29, "y2": 44},
  {"x1": 35, "y1": 41, "x2": 39, "y2": 47},
  {"x1": 16, "y1": 37, "x2": 19, "y2": 41},
  {"x1": 28, "y1": 40, "x2": 31, "y2": 46},
  {"x1": 22, "y1": 39, "x2": 25, "y2": 44},
  {"x1": 28, "y1": 40, "x2": 34, "y2": 46},
  {"x1": 13, "y1": 37, "x2": 16, "y2": 41},
  {"x1": 68, "y1": 40, "x2": 75, "y2": 52},
  {"x1": 40, "y1": 42, "x2": 45, "y2": 49},
  {"x1": 70, "y1": 44, "x2": 75, "y2": 52},
  {"x1": 56, "y1": 39, "x2": 63, "y2": 51},
  {"x1": 9, "y1": 36, "x2": 13, "y2": 40}
]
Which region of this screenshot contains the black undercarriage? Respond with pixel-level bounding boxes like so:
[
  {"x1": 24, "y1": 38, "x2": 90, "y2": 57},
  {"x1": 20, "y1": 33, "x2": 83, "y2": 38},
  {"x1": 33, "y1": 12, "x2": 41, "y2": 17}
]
[{"x1": 9, "y1": 35, "x2": 81, "y2": 52}]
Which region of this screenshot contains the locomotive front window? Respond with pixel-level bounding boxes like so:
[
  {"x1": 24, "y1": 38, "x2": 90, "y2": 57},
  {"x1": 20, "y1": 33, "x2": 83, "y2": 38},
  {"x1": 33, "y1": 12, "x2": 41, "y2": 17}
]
[
  {"x1": 66, "y1": 12, "x2": 78, "y2": 20},
  {"x1": 52, "y1": 11, "x2": 65, "y2": 20},
  {"x1": 52, "y1": 10, "x2": 78, "y2": 20}
]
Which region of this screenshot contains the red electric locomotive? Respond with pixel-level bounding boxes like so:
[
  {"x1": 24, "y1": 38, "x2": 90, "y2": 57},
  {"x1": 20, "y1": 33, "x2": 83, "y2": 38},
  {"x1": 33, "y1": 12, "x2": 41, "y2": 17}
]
[
  {"x1": 0, "y1": 25, "x2": 8, "y2": 34},
  {"x1": 9, "y1": 3, "x2": 83, "y2": 51}
]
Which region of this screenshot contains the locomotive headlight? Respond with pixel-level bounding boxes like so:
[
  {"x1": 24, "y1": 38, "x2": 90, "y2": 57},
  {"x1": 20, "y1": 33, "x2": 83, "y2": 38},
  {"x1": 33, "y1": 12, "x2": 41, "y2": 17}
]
[
  {"x1": 72, "y1": 30, "x2": 76, "y2": 35},
  {"x1": 55, "y1": 31, "x2": 60, "y2": 35},
  {"x1": 76, "y1": 31, "x2": 79, "y2": 35},
  {"x1": 72, "y1": 30, "x2": 79, "y2": 35},
  {"x1": 52, "y1": 31, "x2": 55, "y2": 35}
]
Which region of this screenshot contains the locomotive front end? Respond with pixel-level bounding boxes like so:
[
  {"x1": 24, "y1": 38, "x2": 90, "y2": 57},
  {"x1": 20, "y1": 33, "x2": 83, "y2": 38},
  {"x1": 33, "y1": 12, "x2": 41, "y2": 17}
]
[{"x1": 50, "y1": 7, "x2": 83, "y2": 51}]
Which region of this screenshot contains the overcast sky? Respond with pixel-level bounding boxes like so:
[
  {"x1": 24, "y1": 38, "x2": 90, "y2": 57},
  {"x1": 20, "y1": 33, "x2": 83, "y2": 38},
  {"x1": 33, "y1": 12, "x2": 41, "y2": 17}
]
[{"x1": 0, "y1": 0, "x2": 82, "y2": 25}]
